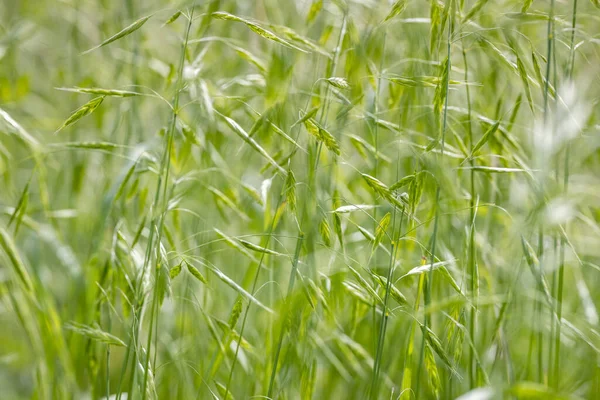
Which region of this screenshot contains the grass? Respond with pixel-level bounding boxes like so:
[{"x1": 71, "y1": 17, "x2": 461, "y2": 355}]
[{"x1": 1, "y1": 0, "x2": 600, "y2": 399}]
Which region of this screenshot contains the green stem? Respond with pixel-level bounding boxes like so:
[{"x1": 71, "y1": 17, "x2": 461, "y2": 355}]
[
  {"x1": 417, "y1": 5, "x2": 453, "y2": 399},
  {"x1": 224, "y1": 189, "x2": 287, "y2": 399},
  {"x1": 400, "y1": 273, "x2": 425, "y2": 400},
  {"x1": 462, "y1": 33, "x2": 478, "y2": 389},
  {"x1": 140, "y1": 8, "x2": 194, "y2": 399},
  {"x1": 267, "y1": 232, "x2": 305, "y2": 397},
  {"x1": 554, "y1": 0, "x2": 578, "y2": 389},
  {"x1": 371, "y1": 206, "x2": 405, "y2": 399}
]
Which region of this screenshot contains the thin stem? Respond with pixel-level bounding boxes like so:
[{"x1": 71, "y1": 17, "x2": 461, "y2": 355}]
[
  {"x1": 374, "y1": 30, "x2": 387, "y2": 216},
  {"x1": 141, "y1": 8, "x2": 194, "y2": 399},
  {"x1": 267, "y1": 232, "x2": 305, "y2": 397},
  {"x1": 370, "y1": 26, "x2": 387, "y2": 385},
  {"x1": 542, "y1": 0, "x2": 555, "y2": 120},
  {"x1": 462, "y1": 34, "x2": 478, "y2": 389},
  {"x1": 224, "y1": 189, "x2": 286, "y2": 399},
  {"x1": 371, "y1": 206, "x2": 405, "y2": 399},
  {"x1": 418, "y1": 3, "x2": 453, "y2": 398},
  {"x1": 554, "y1": 0, "x2": 578, "y2": 389}
]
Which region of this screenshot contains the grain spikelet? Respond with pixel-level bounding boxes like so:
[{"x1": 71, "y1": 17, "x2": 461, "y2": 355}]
[{"x1": 82, "y1": 15, "x2": 151, "y2": 55}]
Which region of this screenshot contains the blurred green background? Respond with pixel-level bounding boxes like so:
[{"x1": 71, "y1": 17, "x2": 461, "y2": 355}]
[{"x1": 1, "y1": 0, "x2": 600, "y2": 399}]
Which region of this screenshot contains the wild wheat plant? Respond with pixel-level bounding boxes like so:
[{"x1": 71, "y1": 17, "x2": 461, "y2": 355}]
[{"x1": 1, "y1": 0, "x2": 599, "y2": 399}]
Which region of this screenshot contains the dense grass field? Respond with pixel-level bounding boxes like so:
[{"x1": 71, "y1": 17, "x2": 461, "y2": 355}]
[{"x1": 1, "y1": 0, "x2": 600, "y2": 398}]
